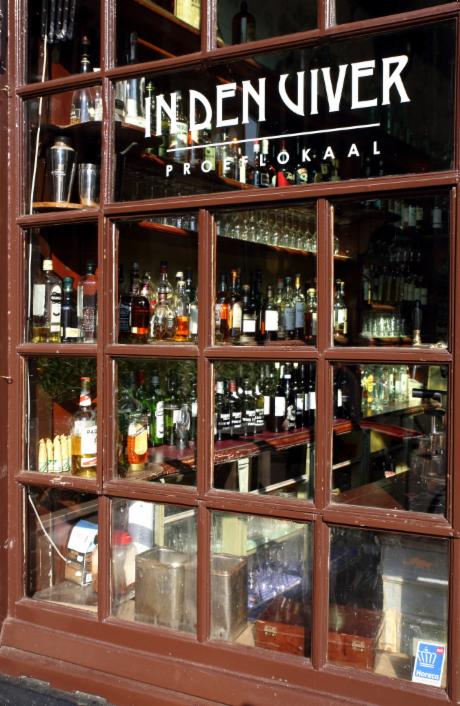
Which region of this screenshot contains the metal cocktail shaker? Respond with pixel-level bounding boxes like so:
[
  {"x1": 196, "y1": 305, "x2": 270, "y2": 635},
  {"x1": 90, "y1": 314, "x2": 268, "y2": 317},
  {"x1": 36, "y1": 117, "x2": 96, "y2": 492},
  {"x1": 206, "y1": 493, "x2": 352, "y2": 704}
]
[{"x1": 48, "y1": 136, "x2": 76, "y2": 204}]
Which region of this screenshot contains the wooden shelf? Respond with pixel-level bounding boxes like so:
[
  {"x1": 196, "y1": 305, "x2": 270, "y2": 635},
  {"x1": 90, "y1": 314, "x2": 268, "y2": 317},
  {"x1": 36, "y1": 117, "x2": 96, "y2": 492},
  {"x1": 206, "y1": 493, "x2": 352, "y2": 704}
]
[
  {"x1": 137, "y1": 219, "x2": 196, "y2": 237},
  {"x1": 32, "y1": 201, "x2": 87, "y2": 211}
]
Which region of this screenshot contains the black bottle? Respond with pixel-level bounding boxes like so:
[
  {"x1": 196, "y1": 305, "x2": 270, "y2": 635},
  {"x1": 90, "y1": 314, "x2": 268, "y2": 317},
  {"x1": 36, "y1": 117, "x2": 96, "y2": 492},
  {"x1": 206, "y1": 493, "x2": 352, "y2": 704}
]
[{"x1": 60, "y1": 277, "x2": 80, "y2": 343}]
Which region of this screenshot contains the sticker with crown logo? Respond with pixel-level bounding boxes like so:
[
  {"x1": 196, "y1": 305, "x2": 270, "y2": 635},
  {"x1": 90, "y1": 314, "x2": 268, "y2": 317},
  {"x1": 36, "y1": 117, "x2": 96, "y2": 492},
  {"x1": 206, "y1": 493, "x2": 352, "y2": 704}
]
[{"x1": 412, "y1": 641, "x2": 446, "y2": 687}]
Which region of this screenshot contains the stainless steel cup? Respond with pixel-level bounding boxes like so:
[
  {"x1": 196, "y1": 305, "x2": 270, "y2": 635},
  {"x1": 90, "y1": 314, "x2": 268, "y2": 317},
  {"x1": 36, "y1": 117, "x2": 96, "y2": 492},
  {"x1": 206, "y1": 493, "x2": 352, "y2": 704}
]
[
  {"x1": 78, "y1": 163, "x2": 99, "y2": 207},
  {"x1": 48, "y1": 136, "x2": 76, "y2": 204}
]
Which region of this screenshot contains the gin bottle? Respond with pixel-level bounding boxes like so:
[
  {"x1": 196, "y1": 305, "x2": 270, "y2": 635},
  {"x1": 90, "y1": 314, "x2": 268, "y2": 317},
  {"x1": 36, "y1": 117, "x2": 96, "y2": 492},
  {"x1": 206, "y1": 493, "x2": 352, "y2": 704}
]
[{"x1": 31, "y1": 258, "x2": 62, "y2": 343}]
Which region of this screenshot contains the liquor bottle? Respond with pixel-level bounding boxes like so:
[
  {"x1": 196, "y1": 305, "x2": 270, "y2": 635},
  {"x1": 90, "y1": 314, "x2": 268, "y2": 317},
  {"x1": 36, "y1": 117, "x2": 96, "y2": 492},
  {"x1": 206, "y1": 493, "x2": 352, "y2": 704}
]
[
  {"x1": 240, "y1": 284, "x2": 257, "y2": 344},
  {"x1": 189, "y1": 381, "x2": 198, "y2": 444},
  {"x1": 174, "y1": 279, "x2": 190, "y2": 342},
  {"x1": 125, "y1": 32, "x2": 145, "y2": 129},
  {"x1": 268, "y1": 365, "x2": 287, "y2": 433},
  {"x1": 70, "y1": 36, "x2": 95, "y2": 124},
  {"x1": 228, "y1": 269, "x2": 242, "y2": 342},
  {"x1": 130, "y1": 264, "x2": 150, "y2": 343},
  {"x1": 158, "y1": 261, "x2": 173, "y2": 303},
  {"x1": 126, "y1": 410, "x2": 149, "y2": 472},
  {"x1": 304, "y1": 364, "x2": 316, "y2": 427},
  {"x1": 260, "y1": 139, "x2": 275, "y2": 187},
  {"x1": 118, "y1": 265, "x2": 132, "y2": 343},
  {"x1": 164, "y1": 376, "x2": 180, "y2": 446},
  {"x1": 293, "y1": 363, "x2": 305, "y2": 429},
  {"x1": 189, "y1": 289, "x2": 198, "y2": 343},
  {"x1": 215, "y1": 380, "x2": 231, "y2": 440},
  {"x1": 333, "y1": 280, "x2": 348, "y2": 338},
  {"x1": 31, "y1": 258, "x2": 62, "y2": 343},
  {"x1": 227, "y1": 380, "x2": 242, "y2": 438},
  {"x1": 140, "y1": 271, "x2": 156, "y2": 318},
  {"x1": 232, "y1": 1, "x2": 256, "y2": 44},
  {"x1": 117, "y1": 371, "x2": 141, "y2": 467},
  {"x1": 275, "y1": 278, "x2": 286, "y2": 340},
  {"x1": 281, "y1": 276, "x2": 296, "y2": 340},
  {"x1": 151, "y1": 289, "x2": 175, "y2": 341},
  {"x1": 293, "y1": 274, "x2": 305, "y2": 339},
  {"x1": 215, "y1": 272, "x2": 229, "y2": 342},
  {"x1": 254, "y1": 377, "x2": 265, "y2": 433},
  {"x1": 282, "y1": 364, "x2": 296, "y2": 431},
  {"x1": 184, "y1": 270, "x2": 195, "y2": 302},
  {"x1": 173, "y1": 271, "x2": 184, "y2": 307},
  {"x1": 261, "y1": 285, "x2": 279, "y2": 341},
  {"x1": 148, "y1": 374, "x2": 164, "y2": 446},
  {"x1": 77, "y1": 261, "x2": 97, "y2": 343},
  {"x1": 170, "y1": 92, "x2": 188, "y2": 162},
  {"x1": 241, "y1": 379, "x2": 256, "y2": 437},
  {"x1": 251, "y1": 141, "x2": 262, "y2": 187},
  {"x1": 61, "y1": 277, "x2": 81, "y2": 343},
  {"x1": 262, "y1": 364, "x2": 275, "y2": 427},
  {"x1": 71, "y1": 377, "x2": 97, "y2": 477},
  {"x1": 304, "y1": 287, "x2": 317, "y2": 345}
]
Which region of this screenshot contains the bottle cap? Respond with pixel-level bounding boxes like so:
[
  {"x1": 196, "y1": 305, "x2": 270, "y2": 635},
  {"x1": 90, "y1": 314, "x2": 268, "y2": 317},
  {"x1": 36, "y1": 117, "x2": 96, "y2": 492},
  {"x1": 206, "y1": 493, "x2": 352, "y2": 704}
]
[
  {"x1": 63, "y1": 276, "x2": 74, "y2": 288},
  {"x1": 175, "y1": 271, "x2": 184, "y2": 279},
  {"x1": 42, "y1": 259, "x2": 53, "y2": 271},
  {"x1": 86, "y1": 261, "x2": 96, "y2": 274}
]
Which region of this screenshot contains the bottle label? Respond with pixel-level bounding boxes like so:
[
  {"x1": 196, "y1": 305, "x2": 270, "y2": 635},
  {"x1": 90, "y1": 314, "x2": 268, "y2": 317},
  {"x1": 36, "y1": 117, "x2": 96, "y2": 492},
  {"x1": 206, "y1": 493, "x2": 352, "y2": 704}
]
[
  {"x1": 304, "y1": 392, "x2": 309, "y2": 410},
  {"x1": 337, "y1": 389, "x2": 343, "y2": 407},
  {"x1": 283, "y1": 307, "x2": 295, "y2": 331},
  {"x1": 190, "y1": 306, "x2": 198, "y2": 334},
  {"x1": 128, "y1": 422, "x2": 148, "y2": 456},
  {"x1": 231, "y1": 411, "x2": 242, "y2": 425},
  {"x1": 296, "y1": 395, "x2": 304, "y2": 411},
  {"x1": 295, "y1": 302, "x2": 305, "y2": 328},
  {"x1": 232, "y1": 304, "x2": 242, "y2": 329},
  {"x1": 33, "y1": 284, "x2": 45, "y2": 316},
  {"x1": 260, "y1": 173, "x2": 270, "y2": 187},
  {"x1": 265, "y1": 310, "x2": 279, "y2": 332},
  {"x1": 173, "y1": 409, "x2": 181, "y2": 425},
  {"x1": 264, "y1": 395, "x2": 270, "y2": 415},
  {"x1": 155, "y1": 402, "x2": 164, "y2": 438},
  {"x1": 61, "y1": 326, "x2": 80, "y2": 339},
  {"x1": 218, "y1": 412, "x2": 231, "y2": 430},
  {"x1": 81, "y1": 425, "x2": 97, "y2": 457},
  {"x1": 50, "y1": 285, "x2": 62, "y2": 330},
  {"x1": 255, "y1": 408, "x2": 265, "y2": 428},
  {"x1": 309, "y1": 392, "x2": 316, "y2": 410},
  {"x1": 274, "y1": 396, "x2": 286, "y2": 417},
  {"x1": 191, "y1": 401, "x2": 198, "y2": 418},
  {"x1": 119, "y1": 302, "x2": 131, "y2": 333},
  {"x1": 244, "y1": 409, "x2": 256, "y2": 422},
  {"x1": 242, "y1": 317, "x2": 256, "y2": 333}
]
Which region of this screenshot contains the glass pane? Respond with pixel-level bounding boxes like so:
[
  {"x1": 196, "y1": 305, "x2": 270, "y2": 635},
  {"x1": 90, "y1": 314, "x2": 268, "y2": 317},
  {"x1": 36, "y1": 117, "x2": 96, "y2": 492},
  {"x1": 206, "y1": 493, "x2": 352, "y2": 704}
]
[
  {"x1": 27, "y1": 2, "x2": 100, "y2": 83},
  {"x1": 215, "y1": 204, "x2": 316, "y2": 346},
  {"x1": 333, "y1": 0, "x2": 448, "y2": 25},
  {"x1": 329, "y1": 527, "x2": 448, "y2": 686},
  {"x1": 111, "y1": 499, "x2": 197, "y2": 633},
  {"x1": 333, "y1": 193, "x2": 449, "y2": 348},
  {"x1": 25, "y1": 224, "x2": 98, "y2": 344},
  {"x1": 26, "y1": 487, "x2": 98, "y2": 611},
  {"x1": 115, "y1": 215, "x2": 198, "y2": 344},
  {"x1": 216, "y1": 1, "x2": 317, "y2": 46},
  {"x1": 213, "y1": 361, "x2": 315, "y2": 498},
  {"x1": 332, "y1": 363, "x2": 448, "y2": 515},
  {"x1": 115, "y1": 358, "x2": 197, "y2": 485},
  {"x1": 116, "y1": 2, "x2": 200, "y2": 66},
  {"x1": 211, "y1": 512, "x2": 312, "y2": 655},
  {"x1": 26, "y1": 357, "x2": 97, "y2": 477},
  {"x1": 26, "y1": 90, "x2": 102, "y2": 215},
  {"x1": 112, "y1": 22, "x2": 455, "y2": 201}
]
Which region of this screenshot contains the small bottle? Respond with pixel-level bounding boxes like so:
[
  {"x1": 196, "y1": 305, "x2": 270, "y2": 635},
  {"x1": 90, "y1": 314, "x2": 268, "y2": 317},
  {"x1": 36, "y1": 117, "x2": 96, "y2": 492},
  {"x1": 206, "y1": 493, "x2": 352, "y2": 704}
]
[
  {"x1": 61, "y1": 277, "x2": 81, "y2": 343},
  {"x1": 126, "y1": 412, "x2": 149, "y2": 472},
  {"x1": 232, "y1": 1, "x2": 256, "y2": 44},
  {"x1": 174, "y1": 279, "x2": 190, "y2": 342},
  {"x1": 71, "y1": 377, "x2": 97, "y2": 477},
  {"x1": 333, "y1": 280, "x2": 348, "y2": 337},
  {"x1": 31, "y1": 258, "x2": 62, "y2": 343},
  {"x1": 70, "y1": 36, "x2": 95, "y2": 124},
  {"x1": 77, "y1": 261, "x2": 97, "y2": 343}
]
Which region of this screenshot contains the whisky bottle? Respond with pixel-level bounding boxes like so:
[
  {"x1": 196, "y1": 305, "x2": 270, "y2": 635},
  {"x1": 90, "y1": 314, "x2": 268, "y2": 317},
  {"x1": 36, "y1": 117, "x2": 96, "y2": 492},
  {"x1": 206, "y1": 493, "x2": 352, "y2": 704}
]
[
  {"x1": 304, "y1": 287, "x2": 317, "y2": 345},
  {"x1": 228, "y1": 269, "x2": 242, "y2": 342},
  {"x1": 280, "y1": 276, "x2": 296, "y2": 340},
  {"x1": 261, "y1": 284, "x2": 279, "y2": 341},
  {"x1": 126, "y1": 411, "x2": 149, "y2": 472},
  {"x1": 140, "y1": 271, "x2": 156, "y2": 318},
  {"x1": 31, "y1": 258, "x2": 62, "y2": 343},
  {"x1": 71, "y1": 377, "x2": 97, "y2": 477},
  {"x1": 228, "y1": 380, "x2": 242, "y2": 438},
  {"x1": 130, "y1": 264, "x2": 150, "y2": 343},
  {"x1": 241, "y1": 379, "x2": 256, "y2": 437},
  {"x1": 293, "y1": 274, "x2": 305, "y2": 339},
  {"x1": 240, "y1": 283, "x2": 257, "y2": 344},
  {"x1": 70, "y1": 36, "x2": 95, "y2": 124},
  {"x1": 232, "y1": 1, "x2": 256, "y2": 44},
  {"x1": 158, "y1": 261, "x2": 173, "y2": 303},
  {"x1": 215, "y1": 272, "x2": 229, "y2": 342},
  {"x1": 61, "y1": 277, "x2": 81, "y2": 343},
  {"x1": 174, "y1": 279, "x2": 190, "y2": 342},
  {"x1": 164, "y1": 377, "x2": 180, "y2": 446},
  {"x1": 215, "y1": 380, "x2": 231, "y2": 441},
  {"x1": 333, "y1": 280, "x2": 348, "y2": 337},
  {"x1": 117, "y1": 371, "x2": 141, "y2": 468},
  {"x1": 151, "y1": 289, "x2": 175, "y2": 341},
  {"x1": 77, "y1": 261, "x2": 97, "y2": 343}
]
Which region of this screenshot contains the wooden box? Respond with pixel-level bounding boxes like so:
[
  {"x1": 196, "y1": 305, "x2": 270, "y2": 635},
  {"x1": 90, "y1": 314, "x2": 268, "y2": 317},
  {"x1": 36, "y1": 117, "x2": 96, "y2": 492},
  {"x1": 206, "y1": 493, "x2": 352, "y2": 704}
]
[{"x1": 255, "y1": 595, "x2": 382, "y2": 668}]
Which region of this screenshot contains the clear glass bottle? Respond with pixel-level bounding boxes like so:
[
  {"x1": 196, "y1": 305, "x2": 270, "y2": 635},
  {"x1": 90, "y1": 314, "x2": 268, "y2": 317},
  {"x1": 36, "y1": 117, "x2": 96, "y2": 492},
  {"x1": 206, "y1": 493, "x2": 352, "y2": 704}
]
[
  {"x1": 293, "y1": 274, "x2": 305, "y2": 340},
  {"x1": 31, "y1": 258, "x2": 62, "y2": 343},
  {"x1": 333, "y1": 279, "x2": 348, "y2": 338},
  {"x1": 148, "y1": 374, "x2": 164, "y2": 447},
  {"x1": 174, "y1": 279, "x2": 190, "y2": 342},
  {"x1": 151, "y1": 290, "x2": 175, "y2": 341},
  {"x1": 70, "y1": 36, "x2": 95, "y2": 124},
  {"x1": 157, "y1": 260, "x2": 173, "y2": 303},
  {"x1": 77, "y1": 261, "x2": 97, "y2": 343},
  {"x1": 140, "y1": 271, "x2": 156, "y2": 319},
  {"x1": 71, "y1": 377, "x2": 97, "y2": 477},
  {"x1": 215, "y1": 272, "x2": 229, "y2": 342},
  {"x1": 61, "y1": 277, "x2": 80, "y2": 343},
  {"x1": 304, "y1": 287, "x2": 317, "y2": 345},
  {"x1": 228, "y1": 269, "x2": 242, "y2": 342},
  {"x1": 281, "y1": 276, "x2": 296, "y2": 340}
]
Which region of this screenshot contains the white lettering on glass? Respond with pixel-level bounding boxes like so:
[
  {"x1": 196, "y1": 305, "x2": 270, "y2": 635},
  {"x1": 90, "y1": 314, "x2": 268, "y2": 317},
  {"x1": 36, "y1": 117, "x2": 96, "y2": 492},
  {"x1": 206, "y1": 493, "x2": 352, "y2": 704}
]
[{"x1": 351, "y1": 60, "x2": 378, "y2": 110}]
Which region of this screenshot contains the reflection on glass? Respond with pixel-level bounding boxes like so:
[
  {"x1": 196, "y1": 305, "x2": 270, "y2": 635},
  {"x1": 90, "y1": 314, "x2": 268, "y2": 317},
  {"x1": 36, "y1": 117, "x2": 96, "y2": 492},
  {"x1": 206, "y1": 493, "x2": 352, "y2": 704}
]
[
  {"x1": 329, "y1": 527, "x2": 448, "y2": 685},
  {"x1": 333, "y1": 194, "x2": 449, "y2": 347},
  {"x1": 26, "y1": 487, "x2": 98, "y2": 611},
  {"x1": 26, "y1": 358, "x2": 97, "y2": 476},
  {"x1": 211, "y1": 512, "x2": 311, "y2": 654},
  {"x1": 213, "y1": 361, "x2": 315, "y2": 497},
  {"x1": 111, "y1": 499, "x2": 197, "y2": 633},
  {"x1": 26, "y1": 91, "x2": 101, "y2": 215},
  {"x1": 26, "y1": 224, "x2": 98, "y2": 344},
  {"x1": 112, "y1": 23, "x2": 454, "y2": 201},
  {"x1": 116, "y1": 359, "x2": 197, "y2": 485},
  {"x1": 332, "y1": 363, "x2": 448, "y2": 515},
  {"x1": 116, "y1": 3, "x2": 201, "y2": 66},
  {"x1": 116, "y1": 215, "x2": 198, "y2": 344},
  {"x1": 333, "y1": 0, "x2": 447, "y2": 25},
  {"x1": 216, "y1": 205, "x2": 316, "y2": 346},
  {"x1": 217, "y1": 1, "x2": 317, "y2": 46},
  {"x1": 27, "y1": 3, "x2": 100, "y2": 83}
]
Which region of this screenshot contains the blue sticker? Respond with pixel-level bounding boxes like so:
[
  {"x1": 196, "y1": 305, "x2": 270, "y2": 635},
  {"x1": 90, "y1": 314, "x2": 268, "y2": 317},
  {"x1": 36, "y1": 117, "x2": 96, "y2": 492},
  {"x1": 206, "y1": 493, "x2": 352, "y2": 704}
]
[{"x1": 412, "y1": 641, "x2": 446, "y2": 687}]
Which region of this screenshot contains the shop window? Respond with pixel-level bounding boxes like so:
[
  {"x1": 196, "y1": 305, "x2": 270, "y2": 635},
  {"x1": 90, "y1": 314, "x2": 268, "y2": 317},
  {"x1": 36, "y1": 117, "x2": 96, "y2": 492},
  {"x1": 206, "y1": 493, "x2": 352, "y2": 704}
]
[
  {"x1": 26, "y1": 487, "x2": 99, "y2": 611},
  {"x1": 333, "y1": 0, "x2": 449, "y2": 25},
  {"x1": 211, "y1": 512, "x2": 312, "y2": 654},
  {"x1": 213, "y1": 361, "x2": 315, "y2": 498},
  {"x1": 216, "y1": 1, "x2": 317, "y2": 46},
  {"x1": 115, "y1": 358, "x2": 197, "y2": 485},
  {"x1": 329, "y1": 527, "x2": 448, "y2": 685},
  {"x1": 111, "y1": 499, "x2": 197, "y2": 632}
]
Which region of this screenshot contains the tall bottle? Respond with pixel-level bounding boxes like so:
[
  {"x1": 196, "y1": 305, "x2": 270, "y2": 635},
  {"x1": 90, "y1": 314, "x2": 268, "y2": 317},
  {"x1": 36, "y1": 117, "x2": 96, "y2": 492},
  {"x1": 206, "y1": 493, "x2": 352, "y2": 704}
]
[
  {"x1": 241, "y1": 379, "x2": 256, "y2": 437},
  {"x1": 281, "y1": 276, "x2": 296, "y2": 340},
  {"x1": 71, "y1": 377, "x2": 97, "y2": 477},
  {"x1": 261, "y1": 285, "x2": 279, "y2": 341},
  {"x1": 228, "y1": 269, "x2": 242, "y2": 342},
  {"x1": 333, "y1": 280, "x2": 348, "y2": 338},
  {"x1": 148, "y1": 374, "x2": 164, "y2": 447},
  {"x1": 61, "y1": 277, "x2": 81, "y2": 343},
  {"x1": 140, "y1": 271, "x2": 156, "y2": 319},
  {"x1": 157, "y1": 261, "x2": 173, "y2": 303},
  {"x1": 215, "y1": 273, "x2": 230, "y2": 342},
  {"x1": 125, "y1": 31, "x2": 145, "y2": 128},
  {"x1": 268, "y1": 364, "x2": 286, "y2": 433},
  {"x1": 118, "y1": 265, "x2": 131, "y2": 343},
  {"x1": 304, "y1": 287, "x2": 317, "y2": 345},
  {"x1": 293, "y1": 274, "x2": 305, "y2": 340},
  {"x1": 77, "y1": 261, "x2": 97, "y2": 343},
  {"x1": 130, "y1": 263, "x2": 150, "y2": 343},
  {"x1": 170, "y1": 92, "x2": 188, "y2": 162},
  {"x1": 232, "y1": 1, "x2": 256, "y2": 44},
  {"x1": 174, "y1": 279, "x2": 190, "y2": 342},
  {"x1": 240, "y1": 283, "x2": 257, "y2": 344},
  {"x1": 227, "y1": 380, "x2": 242, "y2": 438},
  {"x1": 215, "y1": 380, "x2": 231, "y2": 441},
  {"x1": 70, "y1": 36, "x2": 95, "y2": 124},
  {"x1": 304, "y1": 364, "x2": 316, "y2": 427},
  {"x1": 31, "y1": 258, "x2": 62, "y2": 343}
]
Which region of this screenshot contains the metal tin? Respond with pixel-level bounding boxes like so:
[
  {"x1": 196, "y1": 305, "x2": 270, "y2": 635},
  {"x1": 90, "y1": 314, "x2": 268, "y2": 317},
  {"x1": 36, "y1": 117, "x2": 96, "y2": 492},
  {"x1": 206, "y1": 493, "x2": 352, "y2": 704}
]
[{"x1": 135, "y1": 547, "x2": 190, "y2": 630}]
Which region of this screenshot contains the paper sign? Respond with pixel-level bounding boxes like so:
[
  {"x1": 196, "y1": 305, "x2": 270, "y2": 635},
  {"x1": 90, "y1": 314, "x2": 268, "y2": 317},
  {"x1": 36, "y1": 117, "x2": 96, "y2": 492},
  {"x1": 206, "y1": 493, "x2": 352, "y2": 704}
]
[{"x1": 412, "y1": 641, "x2": 446, "y2": 687}]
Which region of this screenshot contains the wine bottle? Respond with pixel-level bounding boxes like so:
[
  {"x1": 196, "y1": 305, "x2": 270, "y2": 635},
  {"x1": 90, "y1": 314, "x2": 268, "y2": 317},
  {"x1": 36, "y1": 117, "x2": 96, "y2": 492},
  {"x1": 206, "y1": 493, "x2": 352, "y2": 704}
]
[
  {"x1": 232, "y1": 1, "x2": 256, "y2": 44},
  {"x1": 61, "y1": 277, "x2": 81, "y2": 343}
]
